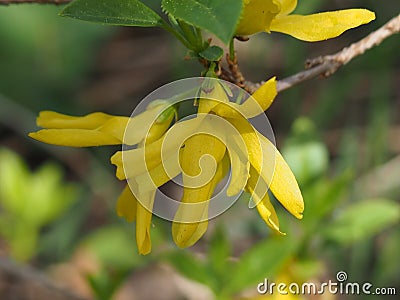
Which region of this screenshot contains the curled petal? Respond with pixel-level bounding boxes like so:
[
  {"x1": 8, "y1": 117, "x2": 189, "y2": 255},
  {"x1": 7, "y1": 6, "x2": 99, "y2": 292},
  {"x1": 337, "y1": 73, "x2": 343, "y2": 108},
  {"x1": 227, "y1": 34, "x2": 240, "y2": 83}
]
[
  {"x1": 236, "y1": 0, "x2": 281, "y2": 36},
  {"x1": 36, "y1": 111, "x2": 113, "y2": 129},
  {"x1": 122, "y1": 103, "x2": 172, "y2": 145},
  {"x1": 257, "y1": 132, "x2": 304, "y2": 219},
  {"x1": 226, "y1": 132, "x2": 250, "y2": 196},
  {"x1": 133, "y1": 148, "x2": 183, "y2": 194},
  {"x1": 270, "y1": 9, "x2": 376, "y2": 42},
  {"x1": 35, "y1": 111, "x2": 129, "y2": 144},
  {"x1": 212, "y1": 77, "x2": 277, "y2": 119},
  {"x1": 246, "y1": 167, "x2": 283, "y2": 234},
  {"x1": 111, "y1": 117, "x2": 203, "y2": 180},
  {"x1": 29, "y1": 129, "x2": 121, "y2": 147},
  {"x1": 30, "y1": 104, "x2": 170, "y2": 147},
  {"x1": 142, "y1": 111, "x2": 175, "y2": 145},
  {"x1": 116, "y1": 185, "x2": 137, "y2": 222},
  {"x1": 278, "y1": 0, "x2": 297, "y2": 17},
  {"x1": 229, "y1": 116, "x2": 303, "y2": 218},
  {"x1": 172, "y1": 147, "x2": 229, "y2": 248},
  {"x1": 135, "y1": 190, "x2": 156, "y2": 255}
]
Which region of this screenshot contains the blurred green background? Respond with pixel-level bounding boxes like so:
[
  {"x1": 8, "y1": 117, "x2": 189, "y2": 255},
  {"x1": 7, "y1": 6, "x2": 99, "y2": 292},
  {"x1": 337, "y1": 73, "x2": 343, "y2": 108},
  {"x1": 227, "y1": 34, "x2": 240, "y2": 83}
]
[{"x1": 0, "y1": 1, "x2": 399, "y2": 299}]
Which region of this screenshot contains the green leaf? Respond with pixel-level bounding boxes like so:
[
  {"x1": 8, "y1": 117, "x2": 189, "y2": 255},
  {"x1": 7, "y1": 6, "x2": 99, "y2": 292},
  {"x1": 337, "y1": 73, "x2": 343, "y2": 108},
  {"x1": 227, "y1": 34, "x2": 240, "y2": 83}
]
[
  {"x1": 302, "y1": 170, "x2": 353, "y2": 224},
  {"x1": 166, "y1": 250, "x2": 212, "y2": 287},
  {"x1": 0, "y1": 148, "x2": 30, "y2": 215},
  {"x1": 282, "y1": 117, "x2": 329, "y2": 185},
  {"x1": 323, "y1": 199, "x2": 400, "y2": 245},
  {"x1": 199, "y1": 45, "x2": 223, "y2": 61},
  {"x1": 82, "y1": 225, "x2": 141, "y2": 269},
  {"x1": 60, "y1": 0, "x2": 164, "y2": 27},
  {"x1": 208, "y1": 226, "x2": 231, "y2": 278},
  {"x1": 226, "y1": 237, "x2": 298, "y2": 293},
  {"x1": 162, "y1": 0, "x2": 243, "y2": 44}
]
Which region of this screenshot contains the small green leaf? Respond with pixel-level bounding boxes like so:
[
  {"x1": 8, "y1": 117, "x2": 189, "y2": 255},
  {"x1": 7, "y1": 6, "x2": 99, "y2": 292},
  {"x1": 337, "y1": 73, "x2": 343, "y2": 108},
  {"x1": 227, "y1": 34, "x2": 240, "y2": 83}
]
[
  {"x1": 282, "y1": 117, "x2": 329, "y2": 185},
  {"x1": 61, "y1": 0, "x2": 164, "y2": 27},
  {"x1": 302, "y1": 170, "x2": 353, "y2": 223},
  {"x1": 162, "y1": 0, "x2": 243, "y2": 44},
  {"x1": 323, "y1": 199, "x2": 400, "y2": 245},
  {"x1": 199, "y1": 45, "x2": 223, "y2": 61},
  {"x1": 166, "y1": 251, "x2": 212, "y2": 287},
  {"x1": 82, "y1": 225, "x2": 141, "y2": 269},
  {"x1": 226, "y1": 237, "x2": 298, "y2": 293},
  {"x1": 208, "y1": 226, "x2": 231, "y2": 277}
]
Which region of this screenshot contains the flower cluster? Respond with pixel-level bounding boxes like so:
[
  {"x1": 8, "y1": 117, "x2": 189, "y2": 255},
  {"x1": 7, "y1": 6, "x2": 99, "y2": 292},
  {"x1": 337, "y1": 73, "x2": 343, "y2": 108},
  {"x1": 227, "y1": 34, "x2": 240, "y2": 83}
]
[
  {"x1": 29, "y1": 1, "x2": 376, "y2": 254},
  {"x1": 30, "y1": 78, "x2": 305, "y2": 254}
]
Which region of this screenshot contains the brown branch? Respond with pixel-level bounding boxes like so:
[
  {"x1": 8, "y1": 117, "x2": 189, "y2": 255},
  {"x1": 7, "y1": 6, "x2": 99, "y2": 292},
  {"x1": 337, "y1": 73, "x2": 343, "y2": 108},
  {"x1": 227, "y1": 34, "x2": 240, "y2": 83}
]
[
  {"x1": 0, "y1": 258, "x2": 90, "y2": 300},
  {"x1": 245, "y1": 14, "x2": 400, "y2": 93},
  {"x1": 0, "y1": 0, "x2": 70, "y2": 5}
]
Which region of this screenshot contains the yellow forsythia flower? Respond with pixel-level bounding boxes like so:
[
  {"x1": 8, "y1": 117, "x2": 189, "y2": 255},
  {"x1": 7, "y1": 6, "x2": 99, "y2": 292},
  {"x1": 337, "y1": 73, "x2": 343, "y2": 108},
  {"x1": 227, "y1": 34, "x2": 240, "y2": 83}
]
[
  {"x1": 29, "y1": 77, "x2": 304, "y2": 254},
  {"x1": 236, "y1": 0, "x2": 376, "y2": 41}
]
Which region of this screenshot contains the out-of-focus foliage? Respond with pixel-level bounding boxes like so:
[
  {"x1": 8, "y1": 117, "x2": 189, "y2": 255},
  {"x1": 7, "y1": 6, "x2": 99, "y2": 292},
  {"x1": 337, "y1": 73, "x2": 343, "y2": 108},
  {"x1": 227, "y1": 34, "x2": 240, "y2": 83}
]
[
  {"x1": 0, "y1": 0, "x2": 398, "y2": 299},
  {"x1": 0, "y1": 148, "x2": 78, "y2": 261}
]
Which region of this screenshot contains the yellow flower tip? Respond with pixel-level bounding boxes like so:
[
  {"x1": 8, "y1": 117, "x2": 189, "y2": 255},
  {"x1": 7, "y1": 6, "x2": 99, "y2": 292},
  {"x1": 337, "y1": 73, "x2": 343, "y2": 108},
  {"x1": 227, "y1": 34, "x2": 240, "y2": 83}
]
[
  {"x1": 110, "y1": 151, "x2": 126, "y2": 180},
  {"x1": 286, "y1": 196, "x2": 304, "y2": 220},
  {"x1": 138, "y1": 239, "x2": 152, "y2": 255},
  {"x1": 172, "y1": 221, "x2": 208, "y2": 248},
  {"x1": 250, "y1": 76, "x2": 278, "y2": 112},
  {"x1": 28, "y1": 132, "x2": 37, "y2": 140},
  {"x1": 270, "y1": 222, "x2": 285, "y2": 236},
  {"x1": 116, "y1": 186, "x2": 137, "y2": 222}
]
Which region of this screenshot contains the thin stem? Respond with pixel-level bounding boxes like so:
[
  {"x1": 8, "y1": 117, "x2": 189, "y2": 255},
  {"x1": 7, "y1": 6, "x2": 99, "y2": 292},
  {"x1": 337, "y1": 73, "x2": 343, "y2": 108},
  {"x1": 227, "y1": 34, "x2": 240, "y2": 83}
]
[
  {"x1": 229, "y1": 39, "x2": 235, "y2": 62},
  {"x1": 178, "y1": 21, "x2": 204, "y2": 52},
  {"x1": 244, "y1": 13, "x2": 400, "y2": 93},
  {"x1": 160, "y1": 20, "x2": 193, "y2": 50}
]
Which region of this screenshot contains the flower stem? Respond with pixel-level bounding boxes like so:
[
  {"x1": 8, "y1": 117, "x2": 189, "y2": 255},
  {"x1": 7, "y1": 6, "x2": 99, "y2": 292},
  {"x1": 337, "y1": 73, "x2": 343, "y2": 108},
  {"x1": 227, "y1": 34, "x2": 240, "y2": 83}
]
[
  {"x1": 229, "y1": 39, "x2": 235, "y2": 62},
  {"x1": 160, "y1": 20, "x2": 193, "y2": 50}
]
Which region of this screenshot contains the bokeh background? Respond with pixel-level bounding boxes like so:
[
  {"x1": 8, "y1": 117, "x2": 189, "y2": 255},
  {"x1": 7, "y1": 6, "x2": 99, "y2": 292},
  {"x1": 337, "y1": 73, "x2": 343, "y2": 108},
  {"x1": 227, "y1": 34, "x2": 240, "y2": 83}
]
[{"x1": 0, "y1": 0, "x2": 399, "y2": 299}]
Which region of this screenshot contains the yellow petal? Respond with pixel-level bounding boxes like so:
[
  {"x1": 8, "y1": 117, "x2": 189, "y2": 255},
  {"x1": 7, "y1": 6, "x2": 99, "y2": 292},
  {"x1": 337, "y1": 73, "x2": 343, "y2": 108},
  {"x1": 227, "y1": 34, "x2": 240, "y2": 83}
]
[
  {"x1": 242, "y1": 76, "x2": 277, "y2": 115},
  {"x1": 172, "y1": 147, "x2": 228, "y2": 248},
  {"x1": 257, "y1": 132, "x2": 304, "y2": 219},
  {"x1": 227, "y1": 117, "x2": 265, "y2": 183},
  {"x1": 135, "y1": 190, "x2": 156, "y2": 255},
  {"x1": 111, "y1": 116, "x2": 202, "y2": 180},
  {"x1": 226, "y1": 131, "x2": 250, "y2": 196},
  {"x1": 133, "y1": 148, "x2": 183, "y2": 194},
  {"x1": 246, "y1": 167, "x2": 283, "y2": 234},
  {"x1": 36, "y1": 111, "x2": 113, "y2": 129},
  {"x1": 32, "y1": 103, "x2": 170, "y2": 147},
  {"x1": 277, "y1": 0, "x2": 297, "y2": 17},
  {"x1": 172, "y1": 217, "x2": 209, "y2": 249},
  {"x1": 96, "y1": 117, "x2": 129, "y2": 143},
  {"x1": 212, "y1": 77, "x2": 277, "y2": 119},
  {"x1": 236, "y1": 0, "x2": 281, "y2": 36},
  {"x1": 270, "y1": 9, "x2": 376, "y2": 42},
  {"x1": 143, "y1": 112, "x2": 174, "y2": 145},
  {"x1": 228, "y1": 117, "x2": 303, "y2": 218},
  {"x1": 198, "y1": 79, "x2": 230, "y2": 114},
  {"x1": 123, "y1": 103, "x2": 171, "y2": 145},
  {"x1": 29, "y1": 129, "x2": 121, "y2": 147},
  {"x1": 116, "y1": 185, "x2": 137, "y2": 222}
]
